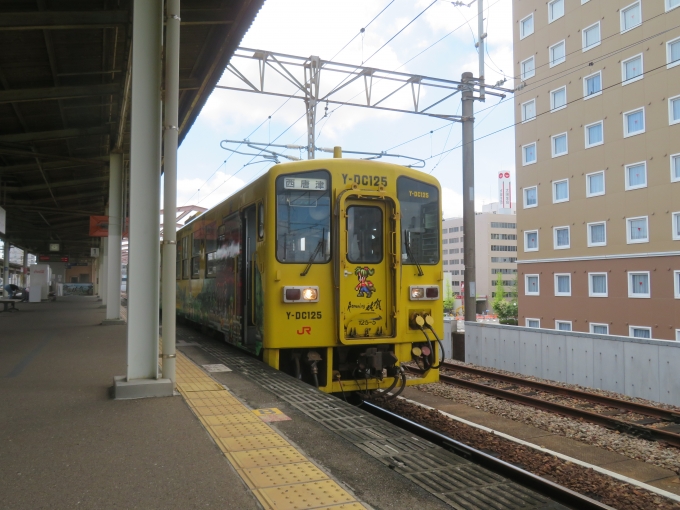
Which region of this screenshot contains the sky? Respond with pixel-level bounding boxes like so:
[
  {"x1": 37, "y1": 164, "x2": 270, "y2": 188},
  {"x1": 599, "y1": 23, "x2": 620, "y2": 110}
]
[{"x1": 172, "y1": 0, "x2": 516, "y2": 219}]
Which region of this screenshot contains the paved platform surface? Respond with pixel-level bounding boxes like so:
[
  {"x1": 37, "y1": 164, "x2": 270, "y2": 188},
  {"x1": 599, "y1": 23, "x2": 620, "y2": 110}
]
[
  {"x1": 401, "y1": 387, "x2": 680, "y2": 496},
  {"x1": 0, "y1": 297, "x2": 258, "y2": 509}
]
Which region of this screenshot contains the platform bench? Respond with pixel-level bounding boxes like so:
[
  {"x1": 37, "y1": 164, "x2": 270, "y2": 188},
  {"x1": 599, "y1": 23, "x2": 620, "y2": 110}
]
[{"x1": 0, "y1": 299, "x2": 21, "y2": 312}]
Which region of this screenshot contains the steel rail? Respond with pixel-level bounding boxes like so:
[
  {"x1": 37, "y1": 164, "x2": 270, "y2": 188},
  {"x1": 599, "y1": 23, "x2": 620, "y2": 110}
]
[
  {"x1": 441, "y1": 362, "x2": 680, "y2": 423},
  {"x1": 361, "y1": 401, "x2": 614, "y2": 510},
  {"x1": 404, "y1": 366, "x2": 680, "y2": 448}
]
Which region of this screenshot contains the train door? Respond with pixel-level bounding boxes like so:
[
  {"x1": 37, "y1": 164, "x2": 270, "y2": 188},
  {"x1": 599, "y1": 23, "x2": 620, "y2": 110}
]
[
  {"x1": 242, "y1": 205, "x2": 258, "y2": 349},
  {"x1": 338, "y1": 197, "x2": 394, "y2": 340}
]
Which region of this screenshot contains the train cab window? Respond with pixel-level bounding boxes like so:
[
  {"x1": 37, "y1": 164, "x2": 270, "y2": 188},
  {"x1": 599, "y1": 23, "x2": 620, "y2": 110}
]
[
  {"x1": 397, "y1": 177, "x2": 440, "y2": 265},
  {"x1": 191, "y1": 231, "x2": 201, "y2": 278},
  {"x1": 276, "y1": 170, "x2": 331, "y2": 263},
  {"x1": 205, "y1": 221, "x2": 218, "y2": 277},
  {"x1": 181, "y1": 236, "x2": 189, "y2": 279},
  {"x1": 347, "y1": 206, "x2": 382, "y2": 263}
]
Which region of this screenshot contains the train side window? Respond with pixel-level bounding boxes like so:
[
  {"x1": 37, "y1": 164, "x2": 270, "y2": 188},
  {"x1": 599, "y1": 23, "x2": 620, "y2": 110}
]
[
  {"x1": 181, "y1": 237, "x2": 189, "y2": 279},
  {"x1": 276, "y1": 170, "x2": 331, "y2": 263},
  {"x1": 258, "y1": 203, "x2": 265, "y2": 239},
  {"x1": 176, "y1": 239, "x2": 182, "y2": 279},
  {"x1": 191, "y1": 231, "x2": 201, "y2": 278},
  {"x1": 205, "y1": 221, "x2": 218, "y2": 277},
  {"x1": 347, "y1": 206, "x2": 383, "y2": 263},
  {"x1": 397, "y1": 177, "x2": 440, "y2": 265}
]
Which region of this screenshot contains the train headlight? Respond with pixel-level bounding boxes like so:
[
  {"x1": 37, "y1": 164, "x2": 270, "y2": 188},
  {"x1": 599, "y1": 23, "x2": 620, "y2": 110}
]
[
  {"x1": 409, "y1": 285, "x2": 439, "y2": 300},
  {"x1": 302, "y1": 288, "x2": 318, "y2": 300},
  {"x1": 283, "y1": 286, "x2": 320, "y2": 303}
]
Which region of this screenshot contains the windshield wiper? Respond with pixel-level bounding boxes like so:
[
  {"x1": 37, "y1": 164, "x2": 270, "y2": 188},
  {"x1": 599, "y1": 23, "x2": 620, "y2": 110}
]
[
  {"x1": 301, "y1": 230, "x2": 325, "y2": 276},
  {"x1": 404, "y1": 230, "x2": 424, "y2": 276}
]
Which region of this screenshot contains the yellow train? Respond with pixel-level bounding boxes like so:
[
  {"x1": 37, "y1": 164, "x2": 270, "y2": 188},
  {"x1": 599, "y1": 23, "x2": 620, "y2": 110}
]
[{"x1": 176, "y1": 155, "x2": 442, "y2": 394}]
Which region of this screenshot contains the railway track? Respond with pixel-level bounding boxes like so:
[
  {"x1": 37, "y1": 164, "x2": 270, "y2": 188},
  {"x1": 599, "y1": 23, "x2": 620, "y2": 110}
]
[
  {"x1": 362, "y1": 401, "x2": 613, "y2": 510},
  {"x1": 404, "y1": 362, "x2": 680, "y2": 448}
]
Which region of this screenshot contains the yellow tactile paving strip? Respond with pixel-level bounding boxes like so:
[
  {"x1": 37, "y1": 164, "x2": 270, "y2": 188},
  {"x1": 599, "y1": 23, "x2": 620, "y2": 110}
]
[{"x1": 173, "y1": 352, "x2": 367, "y2": 510}]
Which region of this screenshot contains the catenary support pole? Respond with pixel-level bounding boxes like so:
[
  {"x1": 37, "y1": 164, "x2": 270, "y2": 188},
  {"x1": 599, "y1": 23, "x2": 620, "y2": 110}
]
[
  {"x1": 461, "y1": 72, "x2": 477, "y2": 323},
  {"x1": 161, "y1": 0, "x2": 180, "y2": 387},
  {"x1": 113, "y1": 0, "x2": 171, "y2": 398},
  {"x1": 477, "y1": 0, "x2": 485, "y2": 101},
  {"x1": 105, "y1": 152, "x2": 123, "y2": 322}
]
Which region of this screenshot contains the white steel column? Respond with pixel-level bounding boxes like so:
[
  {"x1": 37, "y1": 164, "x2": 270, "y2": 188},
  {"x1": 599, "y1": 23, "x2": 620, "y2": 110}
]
[
  {"x1": 113, "y1": 0, "x2": 171, "y2": 398},
  {"x1": 101, "y1": 230, "x2": 108, "y2": 307},
  {"x1": 2, "y1": 239, "x2": 8, "y2": 297},
  {"x1": 161, "y1": 0, "x2": 180, "y2": 387},
  {"x1": 104, "y1": 153, "x2": 124, "y2": 323}
]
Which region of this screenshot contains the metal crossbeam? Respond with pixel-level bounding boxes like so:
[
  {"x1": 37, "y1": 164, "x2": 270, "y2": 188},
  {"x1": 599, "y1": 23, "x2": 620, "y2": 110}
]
[{"x1": 217, "y1": 48, "x2": 513, "y2": 158}]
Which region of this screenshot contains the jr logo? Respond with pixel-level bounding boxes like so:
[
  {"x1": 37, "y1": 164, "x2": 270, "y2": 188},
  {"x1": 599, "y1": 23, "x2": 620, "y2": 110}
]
[{"x1": 296, "y1": 326, "x2": 312, "y2": 335}]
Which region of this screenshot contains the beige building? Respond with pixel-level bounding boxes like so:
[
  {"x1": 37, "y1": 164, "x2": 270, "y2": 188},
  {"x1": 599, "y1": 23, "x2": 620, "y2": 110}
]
[
  {"x1": 513, "y1": 0, "x2": 680, "y2": 339},
  {"x1": 442, "y1": 204, "x2": 518, "y2": 312}
]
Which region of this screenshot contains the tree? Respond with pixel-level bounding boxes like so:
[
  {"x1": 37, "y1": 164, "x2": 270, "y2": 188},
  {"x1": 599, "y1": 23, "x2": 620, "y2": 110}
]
[{"x1": 492, "y1": 273, "x2": 504, "y2": 315}]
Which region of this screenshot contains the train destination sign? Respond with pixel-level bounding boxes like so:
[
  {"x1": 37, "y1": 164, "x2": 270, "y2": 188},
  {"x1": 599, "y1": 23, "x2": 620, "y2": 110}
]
[{"x1": 283, "y1": 177, "x2": 327, "y2": 190}]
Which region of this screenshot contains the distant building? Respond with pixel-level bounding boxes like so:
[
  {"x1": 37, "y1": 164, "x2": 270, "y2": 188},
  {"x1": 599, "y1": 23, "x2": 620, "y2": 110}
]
[
  {"x1": 513, "y1": 0, "x2": 680, "y2": 339},
  {"x1": 442, "y1": 203, "x2": 517, "y2": 313}
]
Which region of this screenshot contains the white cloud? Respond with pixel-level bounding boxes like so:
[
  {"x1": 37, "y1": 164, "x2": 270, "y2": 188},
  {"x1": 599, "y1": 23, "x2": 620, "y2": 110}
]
[{"x1": 174, "y1": 170, "x2": 248, "y2": 210}]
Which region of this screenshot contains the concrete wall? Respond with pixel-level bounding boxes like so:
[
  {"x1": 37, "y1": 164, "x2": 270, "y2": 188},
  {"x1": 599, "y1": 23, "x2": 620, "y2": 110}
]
[{"x1": 464, "y1": 322, "x2": 680, "y2": 406}]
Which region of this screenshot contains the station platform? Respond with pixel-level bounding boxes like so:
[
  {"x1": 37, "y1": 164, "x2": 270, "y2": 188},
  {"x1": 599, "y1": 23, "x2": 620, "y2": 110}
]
[{"x1": 1, "y1": 297, "x2": 565, "y2": 509}]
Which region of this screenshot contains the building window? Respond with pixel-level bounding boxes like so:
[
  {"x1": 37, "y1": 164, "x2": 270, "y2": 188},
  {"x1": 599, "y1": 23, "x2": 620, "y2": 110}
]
[
  {"x1": 521, "y1": 99, "x2": 536, "y2": 122},
  {"x1": 590, "y1": 323, "x2": 609, "y2": 335},
  {"x1": 674, "y1": 270, "x2": 680, "y2": 298},
  {"x1": 555, "y1": 273, "x2": 571, "y2": 296},
  {"x1": 549, "y1": 40, "x2": 566, "y2": 67},
  {"x1": 585, "y1": 121, "x2": 603, "y2": 148},
  {"x1": 586, "y1": 171, "x2": 605, "y2": 197},
  {"x1": 554, "y1": 226, "x2": 570, "y2": 249},
  {"x1": 625, "y1": 162, "x2": 647, "y2": 190},
  {"x1": 669, "y1": 95, "x2": 680, "y2": 126},
  {"x1": 491, "y1": 222, "x2": 517, "y2": 229},
  {"x1": 668, "y1": 0, "x2": 680, "y2": 11},
  {"x1": 627, "y1": 216, "x2": 649, "y2": 244},
  {"x1": 551, "y1": 133, "x2": 568, "y2": 157},
  {"x1": 583, "y1": 22, "x2": 601, "y2": 51},
  {"x1": 520, "y1": 13, "x2": 534, "y2": 39},
  {"x1": 584, "y1": 71, "x2": 602, "y2": 99},
  {"x1": 589, "y1": 273, "x2": 608, "y2": 297},
  {"x1": 548, "y1": 0, "x2": 564, "y2": 23},
  {"x1": 668, "y1": 37, "x2": 680, "y2": 68},
  {"x1": 524, "y1": 186, "x2": 538, "y2": 208},
  {"x1": 622, "y1": 54, "x2": 643, "y2": 85},
  {"x1": 672, "y1": 154, "x2": 680, "y2": 182},
  {"x1": 547, "y1": 87, "x2": 566, "y2": 113},
  {"x1": 556, "y1": 321, "x2": 572, "y2": 331},
  {"x1": 521, "y1": 56, "x2": 535, "y2": 80},
  {"x1": 524, "y1": 230, "x2": 538, "y2": 251},
  {"x1": 526, "y1": 319, "x2": 540, "y2": 328},
  {"x1": 672, "y1": 212, "x2": 680, "y2": 240},
  {"x1": 522, "y1": 142, "x2": 537, "y2": 165},
  {"x1": 628, "y1": 271, "x2": 650, "y2": 298},
  {"x1": 620, "y1": 1, "x2": 642, "y2": 33},
  {"x1": 629, "y1": 326, "x2": 651, "y2": 338},
  {"x1": 552, "y1": 179, "x2": 569, "y2": 203},
  {"x1": 525, "y1": 274, "x2": 539, "y2": 295},
  {"x1": 623, "y1": 108, "x2": 645, "y2": 137},
  {"x1": 587, "y1": 221, "x2": 607, "y2": 247}
]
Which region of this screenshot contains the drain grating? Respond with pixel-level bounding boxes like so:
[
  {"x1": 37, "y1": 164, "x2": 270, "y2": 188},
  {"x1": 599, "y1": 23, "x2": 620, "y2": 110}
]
[{"x1": 184, "y1": 339, "x2": 566, "y2": 509}]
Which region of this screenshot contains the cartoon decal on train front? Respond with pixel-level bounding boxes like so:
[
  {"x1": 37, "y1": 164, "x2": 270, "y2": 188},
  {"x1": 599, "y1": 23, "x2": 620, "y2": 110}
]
[{"x1": 354, "y1": 266, "x2": 376, "y2": 298}]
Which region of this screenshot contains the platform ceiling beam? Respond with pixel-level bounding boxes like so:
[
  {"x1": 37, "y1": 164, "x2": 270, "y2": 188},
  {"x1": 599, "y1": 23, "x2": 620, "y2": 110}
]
[{"x1": 0, "y1": 84, "x2": 120, "y2": 104}]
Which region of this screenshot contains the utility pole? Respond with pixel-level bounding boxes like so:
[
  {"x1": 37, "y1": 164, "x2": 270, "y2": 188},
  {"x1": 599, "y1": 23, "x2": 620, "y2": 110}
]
[
  {"x1": 304, "y1": 56, "x2": 321, "y2": 160},
  {"x1": 477, "y1": 0, "x2": 486, "y2": 101},
  {"x1": 461, "y1": 72, "x2": 476, "y2": 323}
]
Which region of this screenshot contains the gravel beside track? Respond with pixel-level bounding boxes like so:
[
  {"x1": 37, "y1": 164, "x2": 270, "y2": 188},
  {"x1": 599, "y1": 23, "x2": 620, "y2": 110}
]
[
  {"x1": 446, "y1": 360, "x2": 680, "y2": 414},
  {"x1": 381, "y1": 398, "x2": 680, "y2": 510},
  {"x1": 417, "y1": 381, "x2": 680, "y2": 474}
]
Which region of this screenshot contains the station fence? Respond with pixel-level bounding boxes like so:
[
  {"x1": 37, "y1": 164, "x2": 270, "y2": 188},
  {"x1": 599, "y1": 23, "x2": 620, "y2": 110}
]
[{"x1": 462, "y1": 322, "x2": 680, "y2": 407}]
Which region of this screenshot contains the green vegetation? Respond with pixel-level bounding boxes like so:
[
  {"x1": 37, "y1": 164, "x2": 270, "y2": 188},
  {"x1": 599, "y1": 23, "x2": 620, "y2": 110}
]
[{"x1": 492, "y1": 274, "x2": 518, "y2": 325}]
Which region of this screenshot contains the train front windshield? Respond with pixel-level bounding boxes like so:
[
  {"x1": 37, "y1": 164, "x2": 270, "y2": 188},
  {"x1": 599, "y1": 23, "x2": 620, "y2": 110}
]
[
  {"x1": 397, "y1": 177, "x2": 440, "y2": 265},
  {"x1": 276, "y1": 170, "x2": 332, "y2": 263}
]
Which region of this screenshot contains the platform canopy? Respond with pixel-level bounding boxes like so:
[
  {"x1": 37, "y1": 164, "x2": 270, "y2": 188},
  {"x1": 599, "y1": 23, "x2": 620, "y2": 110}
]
[{"x1": 0, "y1": 0, "x2": 263, "y2": 258}]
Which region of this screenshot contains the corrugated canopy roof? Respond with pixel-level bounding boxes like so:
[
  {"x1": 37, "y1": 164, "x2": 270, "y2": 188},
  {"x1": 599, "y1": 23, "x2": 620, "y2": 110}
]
[{"x1": 0, "y1": 0, "x2": 263, "y2": 259}]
